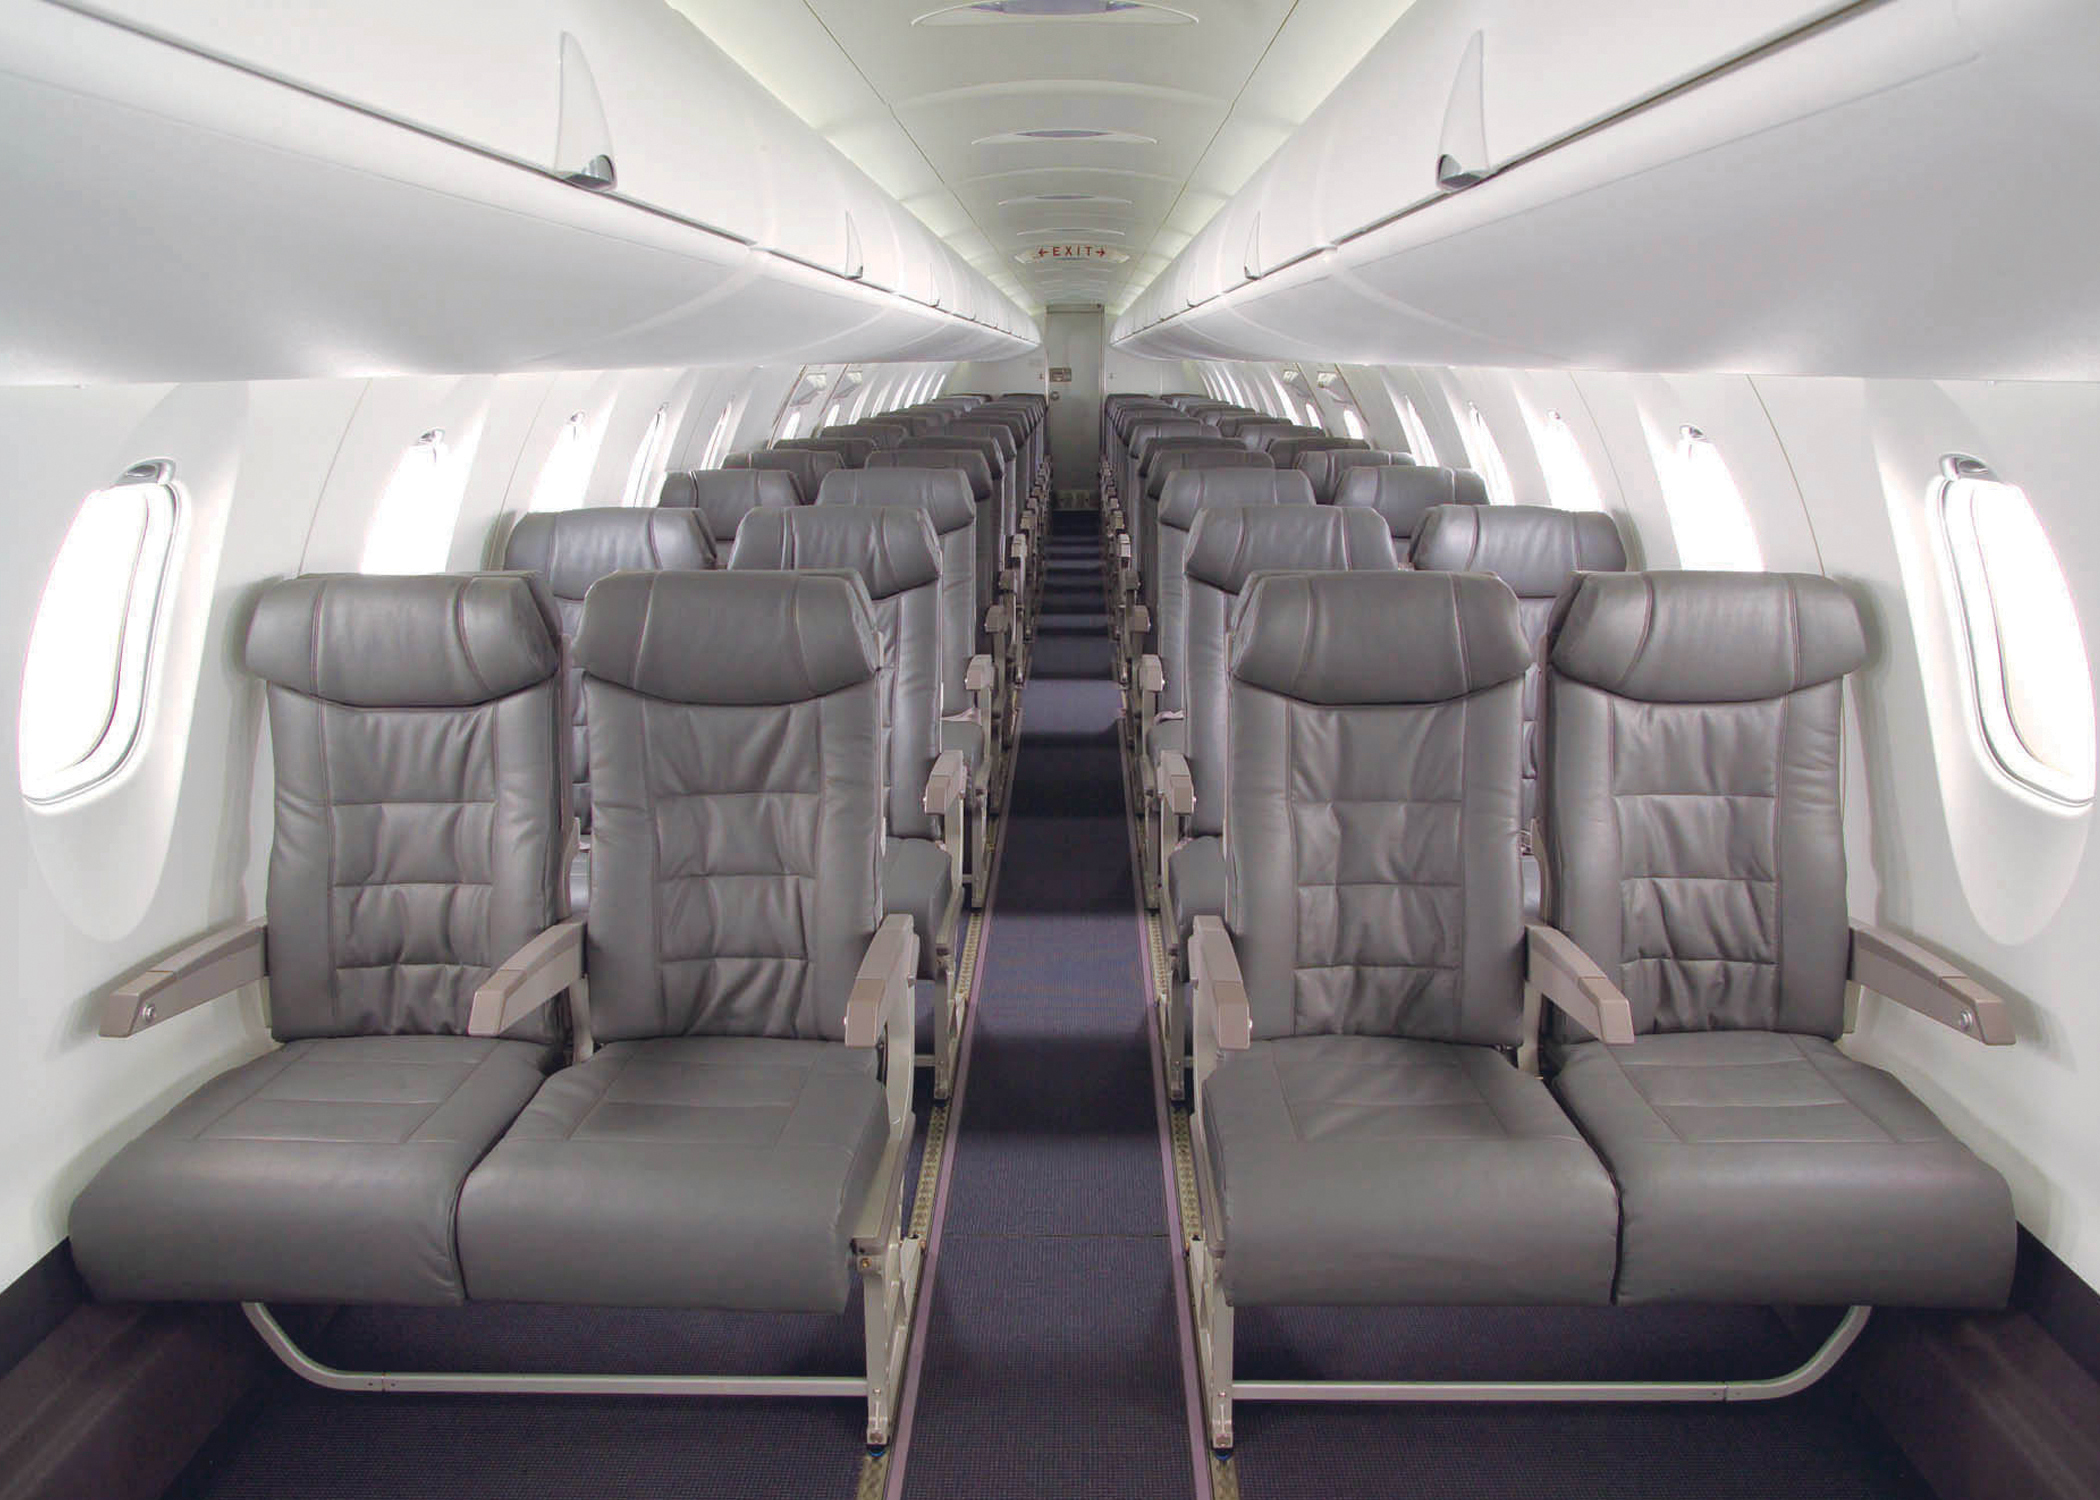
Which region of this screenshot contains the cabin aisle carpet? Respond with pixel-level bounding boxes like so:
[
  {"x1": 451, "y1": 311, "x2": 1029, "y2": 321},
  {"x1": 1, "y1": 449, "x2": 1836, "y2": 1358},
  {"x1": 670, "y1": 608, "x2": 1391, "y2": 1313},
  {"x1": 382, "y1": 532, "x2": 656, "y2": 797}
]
[{"x1": 897, "y1": 511, "x2": 1195, "y2": 1500}]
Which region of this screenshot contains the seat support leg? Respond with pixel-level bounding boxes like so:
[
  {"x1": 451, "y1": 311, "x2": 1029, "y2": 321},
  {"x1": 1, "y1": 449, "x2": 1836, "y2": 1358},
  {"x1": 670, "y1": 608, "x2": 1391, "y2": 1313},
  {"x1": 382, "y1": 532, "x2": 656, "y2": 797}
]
[{"x1": 1189, "y1": 1238, "x2": 1235, "y2": 1450}]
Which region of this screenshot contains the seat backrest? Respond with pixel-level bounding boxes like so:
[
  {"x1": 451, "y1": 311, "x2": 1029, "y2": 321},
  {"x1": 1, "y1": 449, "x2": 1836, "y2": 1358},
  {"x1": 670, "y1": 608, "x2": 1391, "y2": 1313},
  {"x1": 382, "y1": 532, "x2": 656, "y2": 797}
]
[
  {"x1": 1411, "y1": 503, "x2": 1628, "y2": 825},
  {"x1": 243, "y1": 573, "x2": 567, "y2": 1043},
  {"x1": 1226, "y1": 570, "x2": 1533, "y2": 1044},
  {"x1": 1140, "y1": 439, "x2": 1249, "y2": 501},
  {"x1": 1153, "y1": 467, "x2": 1310, "y2": 715},
  {"x1": 577, "y1": 570, "x2": 885, "y2": 1043},
  {"x1": 660, "y1": 468, "x2": 799, "y2": 546},
  {"x1": 1297, "y1": 447, "x2": 1404, "y2": 504},
  {"x1": 1213, "y1": 413, "x2": 1271, "y2": 439},
  {"x1": 773, "y1": 435, "x2": 876, "y2": 469},
  {"x1": 730, "y1": 505, "x2": 945, "y2": 842},
  {"x1": 817, "y1": 466, "x2": 978, "y2": 707},
  {"x1": 503, "y1": 508, "x2": 715, "y2": 831},
  {"x1": 1201, "y1": 407, "x2": 1256, "y2": 431},
  {"x1": 1265, "y1": 435, "x2": 1369, "y2": 471},
  {"x1": 878, "y1": 411, "x2": 945, "y2": 436},
  {"x1": 1244, "y1": 423, "x2": 1324, "y2": 454},
  {"x1": 820, "y1": 423, "x2": 905, "y2": 451},
  {"x1": 1541, "y1": 571, "x2": 1869, "y2": 1038},
  {"x1": 949, "y1": 421, "x2": 1018, "y2": 467},
  {"x1": 1333, "y1": 464, "x2": 1488, "y2": 548},
  {"x1": 723, "y1": 447, "x2": 841, "y2": 503},
  {"x1": 1182, "y1": 504, "x2": 1397, "y2": 837},
  {"x1": 1128, "y1": 419, "x2": 1206, "y2": 470}
]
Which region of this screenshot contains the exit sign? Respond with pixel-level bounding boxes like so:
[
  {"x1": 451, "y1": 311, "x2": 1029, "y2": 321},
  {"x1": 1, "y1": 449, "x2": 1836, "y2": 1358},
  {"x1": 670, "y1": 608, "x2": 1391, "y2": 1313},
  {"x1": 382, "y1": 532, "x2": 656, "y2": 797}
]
[{"x1": 1049, "y1": 367, "x2": 1073, "y2": 383}]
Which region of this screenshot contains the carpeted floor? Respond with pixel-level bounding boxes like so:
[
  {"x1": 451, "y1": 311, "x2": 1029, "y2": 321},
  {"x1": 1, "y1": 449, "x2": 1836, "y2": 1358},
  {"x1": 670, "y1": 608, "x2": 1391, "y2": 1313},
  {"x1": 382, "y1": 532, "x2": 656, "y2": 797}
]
[{"x1": 898, "y1": 514, "x2": 1196, "y2": 1500}]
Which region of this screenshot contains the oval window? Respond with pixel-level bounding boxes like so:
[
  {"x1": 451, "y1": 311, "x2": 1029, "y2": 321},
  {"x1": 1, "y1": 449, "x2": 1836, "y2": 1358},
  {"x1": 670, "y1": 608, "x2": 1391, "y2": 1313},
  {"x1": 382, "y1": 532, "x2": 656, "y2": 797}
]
[
  {"x1": 531, "y1": 412, "x2": 603, "y2": 513},
  {"x1": 1940, "y1": 458, "x2": 2095, "y2": 805},
  {"x1": 20, "y1": 467, "x2": 179, "y2": 803},
  {"x1": 1466, "y1": 403, "x2": 1514, "y2": 504},
  {"x1": 622, "y1": 405, "x2": 670, "y2": 509}
]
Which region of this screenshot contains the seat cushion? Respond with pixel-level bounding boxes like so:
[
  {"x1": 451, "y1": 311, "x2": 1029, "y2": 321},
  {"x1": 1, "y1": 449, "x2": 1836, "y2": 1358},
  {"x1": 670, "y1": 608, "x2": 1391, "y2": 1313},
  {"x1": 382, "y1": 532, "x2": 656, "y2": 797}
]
[
  {"x1": 70, "y1": 1036, "x2": 554, "y2": 1305},
  {"x1": 457, "y1": 1037, "x2": 890, "y2": 1312},
  {"x1": 885, "y1": 837, "x2": 955, "y2": 980},
  {"x1": 1201, "y1": 1035, "x2": 1618, "y2": 1307},
  {"x1": 1168, "y1": 834, "x2": 1224, "y2": 949},
  {"x1": 1550, "y1": 1031, "x2": 2015, "y2": 1308}
]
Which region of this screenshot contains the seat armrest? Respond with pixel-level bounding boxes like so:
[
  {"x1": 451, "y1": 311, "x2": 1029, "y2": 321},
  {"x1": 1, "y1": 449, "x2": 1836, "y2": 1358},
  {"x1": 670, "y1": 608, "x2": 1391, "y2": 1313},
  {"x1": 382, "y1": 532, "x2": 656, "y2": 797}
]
[
  {"x1": 101, "y1": 919, "x2": 268, "y2": 1038},
  {"x1": 469, "y1": 917, "x2": 586, "y2": 1037},
  {"x1": 985, "y1": 602, "x2": 1010, "y2": 638},
  {"x1": 847, "y1": 915, "x2": 918, "y2": 1049},
  {"x1": 1137, "y1": 654, "x2": 1165, "y2": 696},
  {"x1": 922, "y1": 749, "x2": 967, "y2": 817},
  {"x1": 1850, "y1": 923, "x2": 2015, "y2": 1045},
  {"x1": 848, "y1": 914, "x2": 919, "y2": 1131},
  {"x1": 965, "y1": 654, "x2": 995, "y2": 693},
  {"x1": 1190, "y1": 916, "x2": 1251, "y2": 1105},
  {"x1": 1525, "y1": 924, "x2": 1636, "y2": 1047},
  {"x1": 1157, "y1": 751, "x2": 1196, "y2": 817}
]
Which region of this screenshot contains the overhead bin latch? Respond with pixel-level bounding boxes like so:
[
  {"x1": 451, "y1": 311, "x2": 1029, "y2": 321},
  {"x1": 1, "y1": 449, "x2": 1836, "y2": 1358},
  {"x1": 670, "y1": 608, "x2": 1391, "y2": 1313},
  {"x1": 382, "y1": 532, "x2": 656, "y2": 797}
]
[
  {"x1": 1435, "y1": 31, "x2": 1490, "y2": 191},
  {"x1": 555, "y1": 33, "x2": 618, "y2": 191}
]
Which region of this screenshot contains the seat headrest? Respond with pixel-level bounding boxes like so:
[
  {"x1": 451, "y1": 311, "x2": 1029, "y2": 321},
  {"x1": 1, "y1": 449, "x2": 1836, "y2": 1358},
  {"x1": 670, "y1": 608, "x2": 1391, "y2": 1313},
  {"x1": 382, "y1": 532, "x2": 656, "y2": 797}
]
[
  {"x1": 1550, "y1": 571, "x2": 1869, "y2": 704},
  {"x1": 659, "y1": 469, "x2": 800, "y2": 538},
  {"x1": 1233, "y1": 571, "x2": 1532, "y2": 705},
  {"x1": 577, "y1": 570, "x2": 879, "y2": 705},
  {"x1": 777, "y1": 436, "x2": 875, "y2": 468},
  {"x1": 740, "y1": 447, "x2": 843, "y2": 502},
  {"x1": 948, "y1": 422, "x2": 1017, "y2": 462},
  {"x1": 1246, "y1": 424, "x2": 1322, "y2": 453},
  {"x1": 1334, "y1": 464, "x2": 1488, "y2": 541},
  {"x1": 868, "y1": 448, "x2": 994, "y2": 505},
  {"x1": 729, "y1": 504, "x2": 942, "y2": 600},
  {"x1": 1184, "y1": 505, "x2": 1396, "y2": 593},
  {"x1": 1159, "y1": 467, "x2": 1310, "y2": 529},
  {"x1": 913, "y1": 434, "x2": 1006, "y2": 475},
  {"x1": 1266, "y1": 436, "x2": 1370, "y2": 468},
  {"x1": 503, "y1": 508, "x2": 715, "y2": 600},
  {"x1": 817, "y1": 466, "x2": 975, "y2": 533},
  {"x1": 1410, "y1": 504, "x2": 1627, "y2": 598},
  {"x1": 246, "y1": 572, "x2": 560, "y2": 707}
]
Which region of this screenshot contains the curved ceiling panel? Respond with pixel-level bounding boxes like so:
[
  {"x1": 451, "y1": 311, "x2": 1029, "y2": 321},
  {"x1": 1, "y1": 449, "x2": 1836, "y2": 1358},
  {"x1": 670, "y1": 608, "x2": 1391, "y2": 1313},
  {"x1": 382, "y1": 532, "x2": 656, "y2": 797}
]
[{"x1": 673, "y1": 0, "x2": 1416, "y2": 315}]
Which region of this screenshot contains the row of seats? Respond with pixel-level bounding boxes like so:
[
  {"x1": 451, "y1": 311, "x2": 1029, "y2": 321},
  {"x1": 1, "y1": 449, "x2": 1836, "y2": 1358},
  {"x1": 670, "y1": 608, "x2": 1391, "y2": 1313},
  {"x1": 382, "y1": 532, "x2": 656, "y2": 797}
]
[
  {"x1": 1182, "y1": 565, "x2": 2017, "y2": 1443},
  {"x1": 70, "y1": 565, "x2": 981, "y2": 1446},
  {"x1": 1103, "y1": 397, "x2": 2018, "y2": 1447}
]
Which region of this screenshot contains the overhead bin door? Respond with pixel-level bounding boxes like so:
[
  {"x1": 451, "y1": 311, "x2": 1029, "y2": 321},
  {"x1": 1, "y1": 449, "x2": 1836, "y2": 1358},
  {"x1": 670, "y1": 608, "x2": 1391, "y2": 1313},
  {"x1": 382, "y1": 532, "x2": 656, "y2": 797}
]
[
  {"x1": 62, "y1": 0, "x2": 565, "y2": 167},
  {"x1": 1477, "y1": 0, "x2": 1864, "y2": 166}
]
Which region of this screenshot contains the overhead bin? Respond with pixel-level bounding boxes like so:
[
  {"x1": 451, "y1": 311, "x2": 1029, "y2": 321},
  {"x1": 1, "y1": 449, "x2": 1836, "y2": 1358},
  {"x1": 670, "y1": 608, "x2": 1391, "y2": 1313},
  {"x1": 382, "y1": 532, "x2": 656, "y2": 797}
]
[
  {"x1": 5, "y1": 2, "x2": 1037, "y2": 383},
  {"x1": 53, "y1": 0, "x2": 569, "y2": 168},
  {"x1": 1110, "y1": 0, "x2": 2100, "y2": 381}
]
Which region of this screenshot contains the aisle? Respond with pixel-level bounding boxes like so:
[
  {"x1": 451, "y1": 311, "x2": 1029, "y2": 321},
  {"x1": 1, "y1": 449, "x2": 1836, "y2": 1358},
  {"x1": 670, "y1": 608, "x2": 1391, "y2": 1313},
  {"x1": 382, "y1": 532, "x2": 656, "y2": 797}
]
[{"x1": 897, "y1": 511, "x2": 1195, "y2": 1499}]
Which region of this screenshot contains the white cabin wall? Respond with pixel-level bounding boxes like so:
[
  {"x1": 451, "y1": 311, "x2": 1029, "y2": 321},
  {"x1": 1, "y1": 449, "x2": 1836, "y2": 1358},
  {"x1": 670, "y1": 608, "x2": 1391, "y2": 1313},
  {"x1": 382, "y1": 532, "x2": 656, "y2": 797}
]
[{"x1": 1205, "y1": 352, "x2": 2100, "y2": 1289}]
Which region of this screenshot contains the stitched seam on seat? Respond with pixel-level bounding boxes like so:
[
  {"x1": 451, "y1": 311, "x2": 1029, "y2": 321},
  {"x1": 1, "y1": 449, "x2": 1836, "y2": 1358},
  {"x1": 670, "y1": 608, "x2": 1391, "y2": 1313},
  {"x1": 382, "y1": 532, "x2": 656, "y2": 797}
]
[
  {"x1": 404, "y1": 1042, "x2": 500, "y2": 1145},
  {"x1": 1792, "y1": 1034, "x2": 1899, "y2": 1144},
  {"x1": 187, "y1": 1044, "x2": 307, "y2": 1142},
  {"x1": 1462, "y1": 1051, "x2": 1519, "y2": 1142},
  {"x1": 1774, "y1": 688, "x2": 1791, "y2": 1029},
  {"x1": 1612, "y1": 1041, "x2": 1684, "y2": 1144},
  {"x1": 571, "y1": 1046, "x2": 643, "y2": 1142}
]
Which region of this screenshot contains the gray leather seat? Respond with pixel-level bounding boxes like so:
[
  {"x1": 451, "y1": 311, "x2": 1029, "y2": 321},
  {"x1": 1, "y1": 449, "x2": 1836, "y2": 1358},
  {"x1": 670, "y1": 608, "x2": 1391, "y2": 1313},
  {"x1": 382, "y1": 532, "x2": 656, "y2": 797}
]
[
  {"x1": 1164, "y1": 501, "x2": 1393, "y2": 951},
  {"x1": 1296, "y1": 447, "x2": 1405, "y2": 505},
  {"x1": 70, "y1": 574, "x2": 568, "y2": 1306},
  {"x1": 1539, "y1": 571, "x2": 2016, "y2": 1308},
  {"x1": 1134, "y1": 440, "x2": 1254, "y2": 621},
  {"x1": 730, "y1": 507, "x2": 954, "y2": 986},
  {"x1": 1411, "y1": 503, "x2": 1627, "y2": 831},
  {"x1": 820, "y1": 422, "x2": 905, "y2": 451},
  {"x1": 457, "y1": 571, "x2": 899, "y2": 1314},
  {"x1": 1241, "y1": 422, "x2": 1322, "y2": 454},
  {"x1": 1264, "y1": 434, "x2": 1368, "y2": 471},
  {"x1": 1197, "y1": 570, "x2": 1619, "y2": 1307},
  {"x1": 725, "y1": 447, "x2": 842, "y2": 504},
  {"x1": 870, "y1": 447, "x2": 1000, "y2": 652},
  {"x1": 1334, "y1": 464, "x2": 1487, "y2": 549},
  {"x1": 503, "y1": 508, "x2": 715, "y2": 834},
  {"x1": 775, "y1": 435, "x2": 875, "y2": 469},
  {"x1": 660, "y1": 468, "x2": 799, "y2": 548},
  {"x1": 944, "y1": 424, "x2": 1020, "y2": 551}
]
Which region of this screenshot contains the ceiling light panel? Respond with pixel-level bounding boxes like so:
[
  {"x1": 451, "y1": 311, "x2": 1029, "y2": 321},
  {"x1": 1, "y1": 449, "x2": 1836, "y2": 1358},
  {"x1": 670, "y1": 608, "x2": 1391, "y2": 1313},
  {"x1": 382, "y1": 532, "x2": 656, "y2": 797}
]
[
  {"x1": 972, "y1": 128, "x2": 1159, "y2": 145},
  {"x1": 915, "y1": 2, "x2": 1197, "y2": 26}
]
